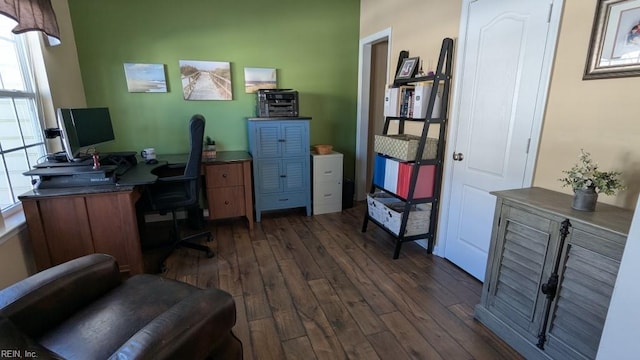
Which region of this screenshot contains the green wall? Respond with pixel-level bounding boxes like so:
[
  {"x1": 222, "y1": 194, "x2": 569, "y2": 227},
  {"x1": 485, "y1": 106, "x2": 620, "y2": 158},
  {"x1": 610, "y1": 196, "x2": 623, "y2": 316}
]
[{"x1": 67, "y1": 0, "x2": 360, "y2": 178}]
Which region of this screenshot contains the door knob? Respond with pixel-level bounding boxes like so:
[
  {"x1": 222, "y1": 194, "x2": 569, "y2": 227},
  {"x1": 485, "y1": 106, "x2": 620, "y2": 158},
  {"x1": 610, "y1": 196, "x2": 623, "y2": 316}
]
[{"x1": 453, "y1": 152, "x2": 464, "y2": 161}]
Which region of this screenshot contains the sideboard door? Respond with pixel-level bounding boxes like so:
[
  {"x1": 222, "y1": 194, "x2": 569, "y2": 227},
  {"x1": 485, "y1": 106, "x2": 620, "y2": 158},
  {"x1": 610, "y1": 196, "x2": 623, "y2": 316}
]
[{"x1": 485, "y1": 204, "x2": 560, "y2": 341}]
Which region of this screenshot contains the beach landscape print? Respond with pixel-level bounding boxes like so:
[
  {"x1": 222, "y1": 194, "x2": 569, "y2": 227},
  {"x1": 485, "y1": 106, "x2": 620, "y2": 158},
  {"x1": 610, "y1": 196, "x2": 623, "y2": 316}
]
[
  {"x1": 123, "y1": 63, "x2": 167, "y2": 93},
  {"x1": 244, "y1": 67, "x2": 277, "y2": 93},
  {"x1": 180, "y1": 60, "x2": 232, "y2": 100}
]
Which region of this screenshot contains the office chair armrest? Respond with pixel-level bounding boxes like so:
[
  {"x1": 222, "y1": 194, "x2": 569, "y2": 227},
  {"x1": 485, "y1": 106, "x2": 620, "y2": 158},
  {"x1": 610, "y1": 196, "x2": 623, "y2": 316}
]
[
  {"x1": 0, "y1": 254, "x2": 121, "y2": 338},
  {"x1": 167, "y1": 162, "x2": 186, "y2": 169},
  {"x1": 110, "y1": 288, "x2": 239, "y2": 360}
]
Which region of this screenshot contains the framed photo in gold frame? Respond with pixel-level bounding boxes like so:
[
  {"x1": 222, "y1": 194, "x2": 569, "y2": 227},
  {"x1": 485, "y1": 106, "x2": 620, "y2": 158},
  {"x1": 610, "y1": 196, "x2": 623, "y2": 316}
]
[{"x1": 584, "y1": 0, "x2": 640, "y2": 79}]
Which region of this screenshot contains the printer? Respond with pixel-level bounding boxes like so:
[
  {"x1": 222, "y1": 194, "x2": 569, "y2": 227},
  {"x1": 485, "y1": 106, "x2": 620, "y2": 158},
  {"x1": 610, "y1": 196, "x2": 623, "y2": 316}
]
[{"x1": 256, "y1": 89, "x2": 299, "y2": 117}]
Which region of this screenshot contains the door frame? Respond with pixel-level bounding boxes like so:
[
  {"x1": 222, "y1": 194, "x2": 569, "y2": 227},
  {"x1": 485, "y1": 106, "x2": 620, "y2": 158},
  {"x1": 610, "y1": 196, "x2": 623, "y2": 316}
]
[
  {"x1": 435, "y1": 0, "x2": 564, "y2": 257},
  {"x1": 355, "y1": 27, "x2": 392, "y2": 201}
]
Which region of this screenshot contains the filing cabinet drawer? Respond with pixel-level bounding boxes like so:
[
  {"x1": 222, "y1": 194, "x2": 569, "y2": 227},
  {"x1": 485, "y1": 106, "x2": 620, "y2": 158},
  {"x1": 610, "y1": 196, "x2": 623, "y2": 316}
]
[
  {"x1": 205, "y1": 163, "x2": 243, "y2": 187},
  {"x1": 202, "y1": 153, "x2": 254, "y2": 230},
  {"x1": 313, "y1": 157, "x2": 342, "y2": 182},
  {"x1": 311, "y1": 151, "x2": 343, "y2": 215},
  {"x1": 312, "y1": 181, "x2": 342, "y2": 205},
  {"x1": 313, "y1": 202, "x2": 342, "y2": 215},
  {"x1": 208, "y1": 186, "x2": 246, "y2": 219}
]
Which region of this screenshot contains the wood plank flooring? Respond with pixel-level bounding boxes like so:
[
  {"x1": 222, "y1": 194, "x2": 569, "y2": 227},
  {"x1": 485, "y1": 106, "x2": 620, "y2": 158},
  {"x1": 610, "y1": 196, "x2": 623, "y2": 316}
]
[{"x1": 157, "y1": 202, "x2": 523, "y2": 360}]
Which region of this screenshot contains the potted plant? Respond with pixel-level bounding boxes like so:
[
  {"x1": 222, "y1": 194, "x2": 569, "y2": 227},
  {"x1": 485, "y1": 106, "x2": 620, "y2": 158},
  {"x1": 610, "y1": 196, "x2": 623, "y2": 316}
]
[
  {"x1": 558, "y1": 149, "x2": 624, "y2": 211},
  {"x1": 203, "y1": 136, "x2": 216, "y2": 159}
]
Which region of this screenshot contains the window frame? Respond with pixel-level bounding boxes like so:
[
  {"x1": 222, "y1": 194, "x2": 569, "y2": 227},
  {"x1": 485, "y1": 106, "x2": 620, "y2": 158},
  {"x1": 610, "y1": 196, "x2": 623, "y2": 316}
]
[{"x1": 0, "y1": 23, "x2": 48, "y2": 213}]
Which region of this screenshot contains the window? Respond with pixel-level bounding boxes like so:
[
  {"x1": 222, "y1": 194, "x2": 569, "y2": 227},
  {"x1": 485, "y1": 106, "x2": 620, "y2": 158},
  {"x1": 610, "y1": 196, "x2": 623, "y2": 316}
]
[{"x1": 0, "y1": 16, "x2": 47, "y2": 211}]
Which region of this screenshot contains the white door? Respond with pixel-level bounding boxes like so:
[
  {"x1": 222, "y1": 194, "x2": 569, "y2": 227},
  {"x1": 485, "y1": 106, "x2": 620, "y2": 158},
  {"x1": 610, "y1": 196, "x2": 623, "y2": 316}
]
[{"x1": 441, "y1": 0, "x2": 562, "y2": 281}]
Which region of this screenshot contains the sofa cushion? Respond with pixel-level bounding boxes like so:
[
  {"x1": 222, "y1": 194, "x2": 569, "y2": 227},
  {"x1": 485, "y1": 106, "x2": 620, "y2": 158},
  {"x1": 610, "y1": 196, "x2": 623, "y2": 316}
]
[{"x1": 37, "y1": 275, "x2": 202, "y2": 359}]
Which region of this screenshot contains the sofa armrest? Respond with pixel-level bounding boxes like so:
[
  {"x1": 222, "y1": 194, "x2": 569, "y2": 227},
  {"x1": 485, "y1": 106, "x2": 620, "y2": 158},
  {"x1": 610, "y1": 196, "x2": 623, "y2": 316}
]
[
  {"x1": 0, "y1": 254, "x2": 121, "y2": 337},
  {"x1": 110, "y1": 288, "x2": 240, "y2": 360},
  {"x1": 0, "y1": 315, "x2": 62, "y2": 360}
]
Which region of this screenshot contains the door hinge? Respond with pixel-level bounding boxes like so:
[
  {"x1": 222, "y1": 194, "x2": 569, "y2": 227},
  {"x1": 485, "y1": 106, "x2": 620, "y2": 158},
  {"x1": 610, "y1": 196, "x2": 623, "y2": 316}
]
[
  {"x1": 526, "y1": 138, "x2": 531, "y2": 154},
  {"x1": 547, "y1": 3, "x2": 553, "y2": 23}
]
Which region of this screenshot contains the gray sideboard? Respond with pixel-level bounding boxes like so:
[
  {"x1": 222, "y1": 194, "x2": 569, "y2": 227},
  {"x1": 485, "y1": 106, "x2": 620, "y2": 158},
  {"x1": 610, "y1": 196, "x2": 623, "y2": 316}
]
[{"x1": 475, "y1": 187, "x2": 632, "y2": 360}]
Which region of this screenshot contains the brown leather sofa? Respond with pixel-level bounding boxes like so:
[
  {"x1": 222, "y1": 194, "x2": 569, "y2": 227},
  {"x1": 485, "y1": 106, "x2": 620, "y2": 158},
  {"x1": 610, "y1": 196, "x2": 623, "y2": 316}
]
[{"x1": 0, "y1": 254, "x2": 242, "y2": 359}]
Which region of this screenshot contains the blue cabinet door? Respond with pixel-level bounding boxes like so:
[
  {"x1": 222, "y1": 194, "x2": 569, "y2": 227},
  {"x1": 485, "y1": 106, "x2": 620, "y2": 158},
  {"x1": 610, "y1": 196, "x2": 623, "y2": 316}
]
[
  {"x1": 281, "y1": 122, "x2": 308, "y2": 157},
  {"x1": 250, "y1": 121, "x2": 308, "y2": 159},
  {"x1": 256, "y1": 159, "x2": 282, "y2": 194},
  {"x1": 254, "y1": 123, "x2": 280, "y2": 158},
  {"x1": 282, "y1": 157, "x2": 307, "y2": 193},
  {"x1": 248, "y1": 118, "x2": 311, "y2": 222}
]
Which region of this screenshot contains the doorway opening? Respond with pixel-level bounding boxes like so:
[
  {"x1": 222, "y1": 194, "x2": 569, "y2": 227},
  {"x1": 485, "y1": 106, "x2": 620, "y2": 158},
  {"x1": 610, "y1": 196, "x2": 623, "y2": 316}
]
[{"x1": 355, "y1": 28, "x2": 391, "y2": 201}]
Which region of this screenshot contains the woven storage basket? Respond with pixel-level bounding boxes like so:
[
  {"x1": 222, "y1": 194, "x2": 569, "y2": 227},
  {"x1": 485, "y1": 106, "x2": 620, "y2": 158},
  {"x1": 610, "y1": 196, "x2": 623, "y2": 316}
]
[
  {"x1": 367, "y1": 193, "x2": 431, "y2": 236},
  {"x1": 384, "y1": 201, "x2": 431, "y2": 236},
  {"x1": 314, "y1": 144, "x2": 333, "y2": 155},
  {"x1": 374, "y1": 134, "x2": 438, "y2": 161}
]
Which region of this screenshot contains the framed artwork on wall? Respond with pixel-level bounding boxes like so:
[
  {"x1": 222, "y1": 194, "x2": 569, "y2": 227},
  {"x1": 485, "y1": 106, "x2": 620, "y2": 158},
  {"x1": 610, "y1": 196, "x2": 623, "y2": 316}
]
[
  {"x1": 584, "y1": 0, "x2": 640, "y2": 79},
  {"x1": 244, "y1": 67, "x2": 277, "y2": 93},
  {"x1": 123, "y1": 63, "x2": 167, "y2": 93},
  {"x1": 179, "y1": 60, "x2": 232, "y2": 100}
]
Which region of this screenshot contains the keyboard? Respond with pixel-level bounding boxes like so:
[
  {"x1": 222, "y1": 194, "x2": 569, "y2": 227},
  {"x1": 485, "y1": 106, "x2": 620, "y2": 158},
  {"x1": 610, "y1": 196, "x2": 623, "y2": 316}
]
[
  {"x1": 115, "y1": 162, "x2": 133, "y2": 176},
  {"x1": 100, "y1": 152, "x2": 138, "y2": 176}
]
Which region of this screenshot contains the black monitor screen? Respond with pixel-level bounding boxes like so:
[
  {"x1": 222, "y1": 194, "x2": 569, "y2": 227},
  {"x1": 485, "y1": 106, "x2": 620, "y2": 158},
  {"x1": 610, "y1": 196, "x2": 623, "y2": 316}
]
[
  {"x1": 56, "y1": 107, "x2": 115, "y2": 160},
  {"x1": 71, "y1": 107, "x2": 115, "y2": 147}
]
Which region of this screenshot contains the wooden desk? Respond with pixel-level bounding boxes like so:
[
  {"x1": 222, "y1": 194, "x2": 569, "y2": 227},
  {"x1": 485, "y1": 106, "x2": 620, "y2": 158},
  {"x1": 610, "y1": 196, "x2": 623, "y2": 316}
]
[
  {"x1": 18, "y1": 160, "x2": 166, "y2": 276},
  {"x1": 21, "y1": 187, "x2": 144, "y2": 275},
  {"x1": 202, "y1": 151, "x2": 254, "y2": 230},
  {"x1": 19, "y1": 152, "x2": 254, "y2": 275}
]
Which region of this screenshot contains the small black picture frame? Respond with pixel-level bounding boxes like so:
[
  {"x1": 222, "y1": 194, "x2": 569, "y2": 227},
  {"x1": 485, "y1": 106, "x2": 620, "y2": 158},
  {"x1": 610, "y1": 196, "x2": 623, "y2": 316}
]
[{"x1": 395, "y1": 56, "x2": 420, "y2": 80}]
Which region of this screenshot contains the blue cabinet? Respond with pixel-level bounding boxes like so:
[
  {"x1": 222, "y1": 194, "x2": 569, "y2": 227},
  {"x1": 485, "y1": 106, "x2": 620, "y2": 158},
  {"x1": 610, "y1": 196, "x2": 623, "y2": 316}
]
[{"x1": 248, "y1": 118, "x2": 311, "y2": 222}]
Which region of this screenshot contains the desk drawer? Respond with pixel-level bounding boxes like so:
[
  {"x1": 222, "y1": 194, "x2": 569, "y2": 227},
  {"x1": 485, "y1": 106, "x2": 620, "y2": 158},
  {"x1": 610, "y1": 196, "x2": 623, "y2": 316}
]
[
  {"x1": 205, "y1": 163, "x2": 243, "y2": 187},
  {"x1": 260, "y1": 191, "x2": 307, "y2": 210},
  {"x1": 208, "y1": 186, "x2": 246, "y2": 219}
]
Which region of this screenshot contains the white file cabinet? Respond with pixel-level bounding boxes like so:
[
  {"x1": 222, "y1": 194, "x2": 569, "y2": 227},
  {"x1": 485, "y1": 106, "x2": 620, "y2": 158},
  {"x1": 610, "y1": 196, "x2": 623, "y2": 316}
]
[{"x1": 311, "y1": 151, "x2": 343, "y2": 215}]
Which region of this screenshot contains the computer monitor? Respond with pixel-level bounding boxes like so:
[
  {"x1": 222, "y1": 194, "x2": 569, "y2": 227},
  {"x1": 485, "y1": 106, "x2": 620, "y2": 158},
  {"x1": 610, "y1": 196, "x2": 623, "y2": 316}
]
[{"x1": 56, "y1": 107, "x2": 115, "y2": 161}]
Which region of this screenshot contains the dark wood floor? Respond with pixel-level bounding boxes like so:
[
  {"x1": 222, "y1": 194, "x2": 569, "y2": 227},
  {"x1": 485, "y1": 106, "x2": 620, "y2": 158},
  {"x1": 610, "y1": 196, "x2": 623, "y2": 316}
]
[{"x1": 156, "y1": 202, "x2": 523, "y2": 360}]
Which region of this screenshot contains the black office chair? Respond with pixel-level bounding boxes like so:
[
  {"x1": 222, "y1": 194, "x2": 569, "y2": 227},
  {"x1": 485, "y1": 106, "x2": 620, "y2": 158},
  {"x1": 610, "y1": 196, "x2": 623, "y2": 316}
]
[{"x1": 141, "y1": 114, "x2": 214, "y2": 271}]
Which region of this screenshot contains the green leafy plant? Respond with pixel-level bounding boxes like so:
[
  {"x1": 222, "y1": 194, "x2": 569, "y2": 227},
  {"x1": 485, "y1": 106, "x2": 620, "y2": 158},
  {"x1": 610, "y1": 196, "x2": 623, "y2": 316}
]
[{"x1": 559, "y1": 149, "x2": 624, "y2": 196}]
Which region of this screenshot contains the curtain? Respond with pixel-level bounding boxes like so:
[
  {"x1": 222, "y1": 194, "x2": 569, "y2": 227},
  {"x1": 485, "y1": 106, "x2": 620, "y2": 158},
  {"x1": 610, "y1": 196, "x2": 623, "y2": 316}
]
[{"x1": 0, "y1": 0, "x2": 60, "y2": 45}]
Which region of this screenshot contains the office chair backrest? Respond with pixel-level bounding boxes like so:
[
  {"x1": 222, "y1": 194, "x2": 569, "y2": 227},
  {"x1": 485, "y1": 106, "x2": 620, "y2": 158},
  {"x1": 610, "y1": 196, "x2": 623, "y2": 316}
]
[{"x1": 185, "y1": 114, "x2": 205, "y2": 178}]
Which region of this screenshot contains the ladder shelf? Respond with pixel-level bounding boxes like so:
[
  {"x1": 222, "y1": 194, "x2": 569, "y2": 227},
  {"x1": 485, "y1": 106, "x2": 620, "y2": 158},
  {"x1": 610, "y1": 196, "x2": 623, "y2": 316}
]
[{"x1": 362, "y1": 37, "x2": 453, "y2": 259}]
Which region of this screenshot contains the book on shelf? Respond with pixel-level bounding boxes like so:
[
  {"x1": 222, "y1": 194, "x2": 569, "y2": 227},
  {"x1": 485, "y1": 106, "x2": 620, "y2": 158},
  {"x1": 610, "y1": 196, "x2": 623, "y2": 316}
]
[
  {"x1": 384, "y1": 85, "x2": 412, "y2": 117},
  {"x1": 413, "y1": 84, "x2": 442, "y2": 119},
  {"x1": 384, "y1": 84, "x2": 441, "y2": 119}
]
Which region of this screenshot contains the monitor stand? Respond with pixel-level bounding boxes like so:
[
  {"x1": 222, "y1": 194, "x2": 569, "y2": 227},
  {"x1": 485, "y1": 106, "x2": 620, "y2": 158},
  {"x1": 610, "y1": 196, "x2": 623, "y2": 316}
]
[{"x1": 46, "y1": 151, "x2": 69, "y2": 163}]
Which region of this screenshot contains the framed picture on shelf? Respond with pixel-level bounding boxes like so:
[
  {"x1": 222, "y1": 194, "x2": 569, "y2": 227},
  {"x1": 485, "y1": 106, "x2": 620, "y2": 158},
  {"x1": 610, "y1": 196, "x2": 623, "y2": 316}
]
[
  {"x1": 395, "y1": 56, "x2": 419, "y2": 80},
  {"x1": 584, "y1": 0, "x2": 640, "y2": 79}
]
